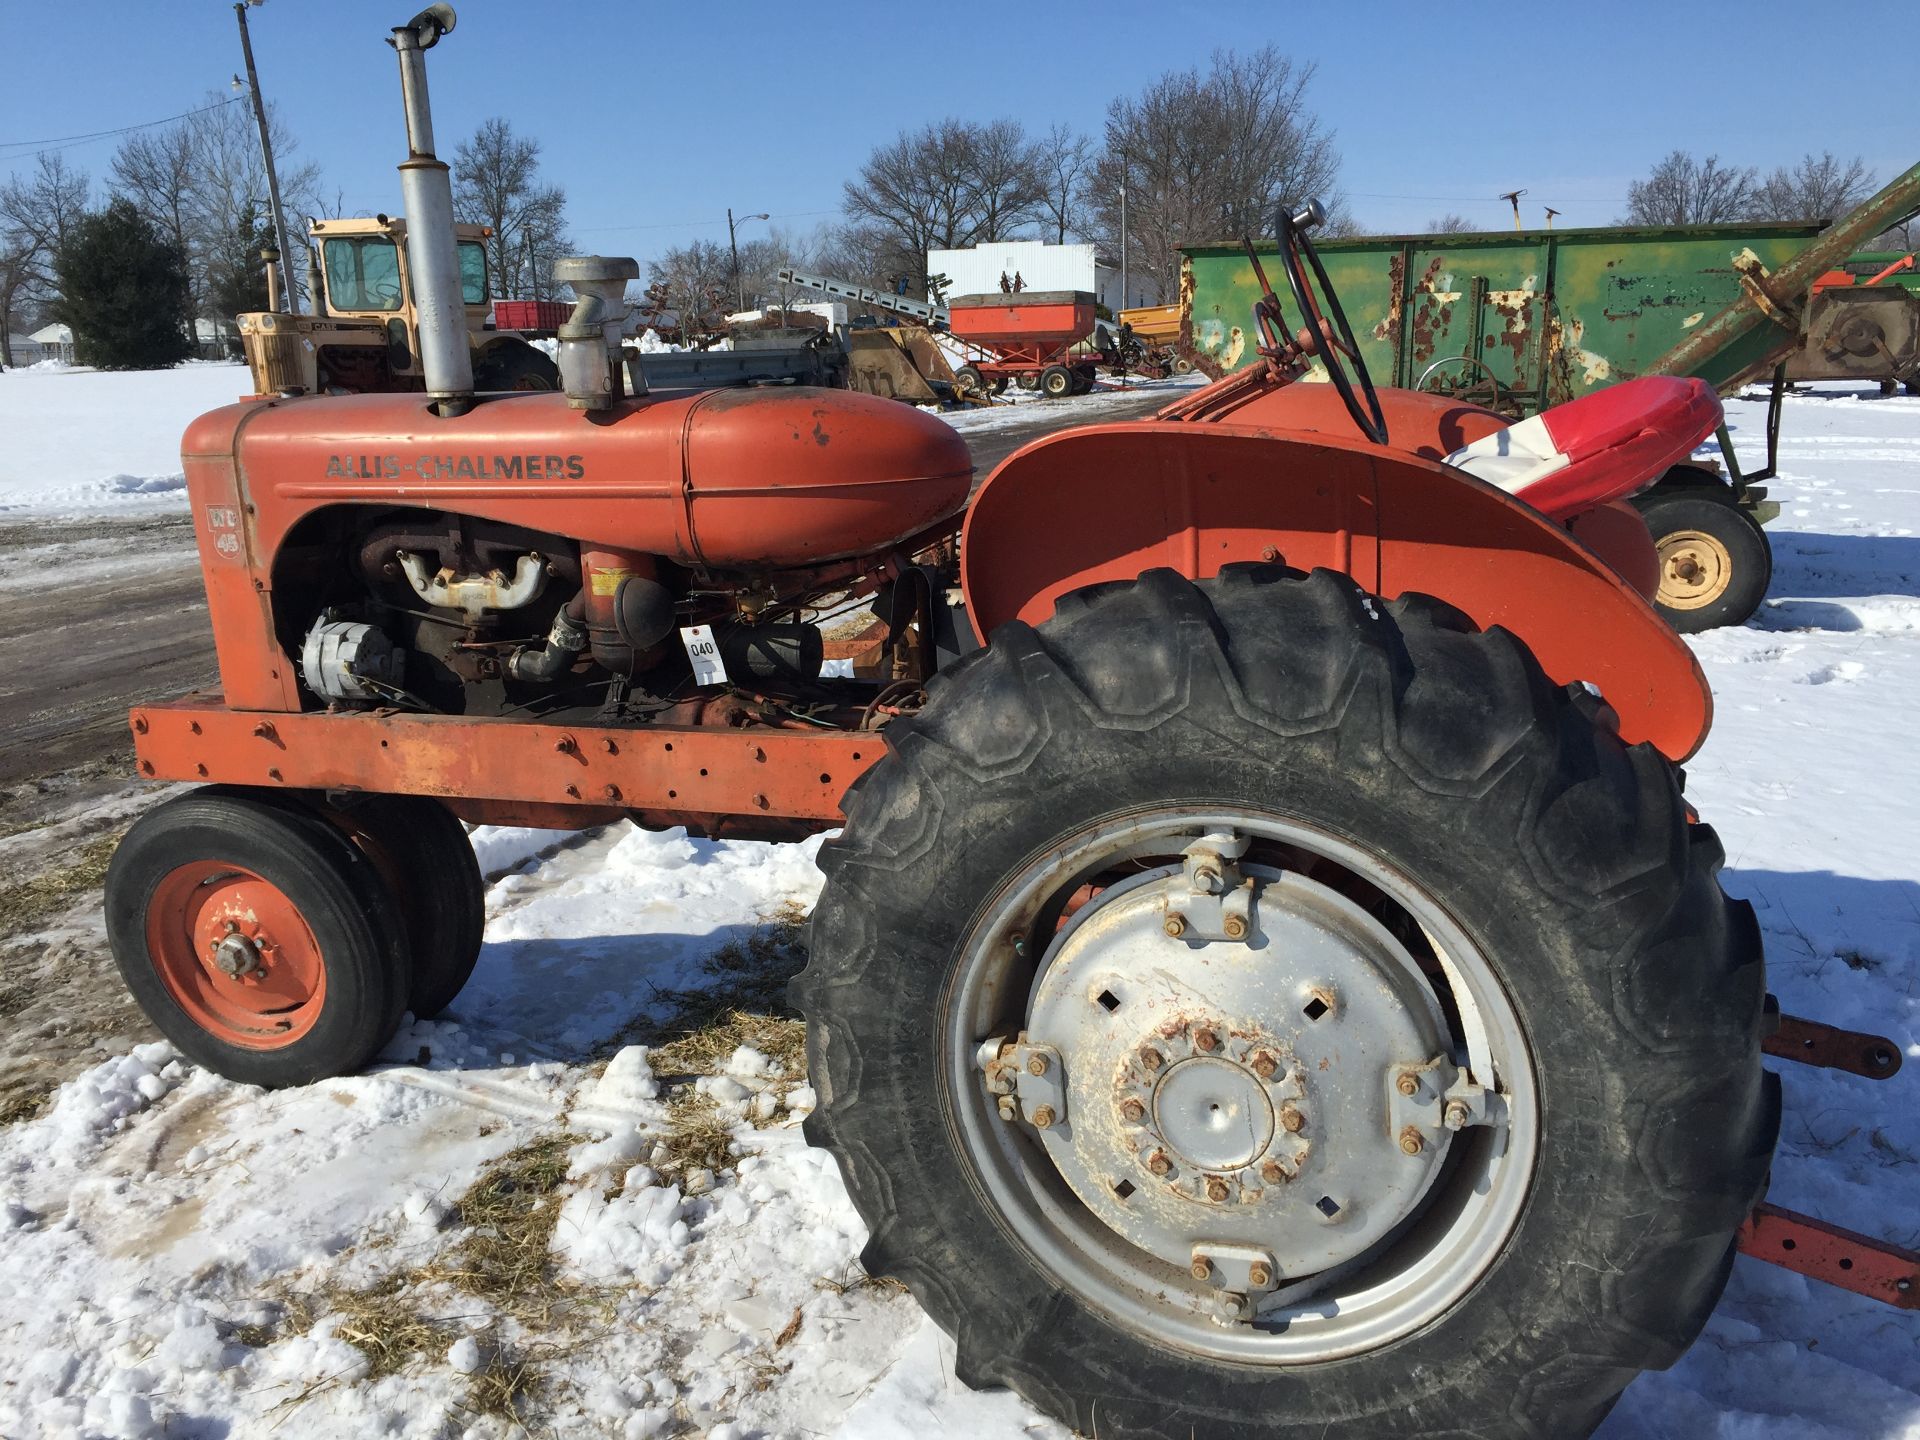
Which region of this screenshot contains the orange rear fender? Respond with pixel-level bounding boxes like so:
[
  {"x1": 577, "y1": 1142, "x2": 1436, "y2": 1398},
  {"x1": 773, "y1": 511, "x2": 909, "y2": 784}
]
[{"x1": 959, "y1": 422, "x2": 1712, "y2": 762}]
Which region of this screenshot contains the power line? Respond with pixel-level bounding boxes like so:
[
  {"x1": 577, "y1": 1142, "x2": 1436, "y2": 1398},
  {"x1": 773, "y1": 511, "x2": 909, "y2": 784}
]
[
  {"x1": 0, "y1": 96, "x2": 245, "y2": 159},
  {"x1": 573, "y1": 208, "x2": 841, "y2": 235}
]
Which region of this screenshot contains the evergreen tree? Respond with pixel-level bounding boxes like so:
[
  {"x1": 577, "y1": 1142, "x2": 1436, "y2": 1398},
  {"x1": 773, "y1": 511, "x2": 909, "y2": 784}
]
[{"x1": 52, "y1": 198, "x2": 193, "y2": 369}]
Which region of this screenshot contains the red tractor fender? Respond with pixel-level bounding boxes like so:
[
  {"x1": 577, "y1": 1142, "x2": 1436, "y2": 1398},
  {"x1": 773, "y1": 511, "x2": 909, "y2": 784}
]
[{"x1": 960, "y1": 421, "x2": 1713, "y2": 762}]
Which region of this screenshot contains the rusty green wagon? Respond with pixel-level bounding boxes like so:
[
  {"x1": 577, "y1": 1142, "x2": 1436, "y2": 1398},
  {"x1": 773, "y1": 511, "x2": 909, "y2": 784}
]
[{"x1": 1178, "y1": 162, "x2": 1920, "y2": 630}]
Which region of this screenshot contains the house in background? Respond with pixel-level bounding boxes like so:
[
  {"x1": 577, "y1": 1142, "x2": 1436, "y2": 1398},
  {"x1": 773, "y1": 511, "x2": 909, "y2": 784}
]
[{"x1": 27, "y1": 323, "x2": 74, "y2": 365}]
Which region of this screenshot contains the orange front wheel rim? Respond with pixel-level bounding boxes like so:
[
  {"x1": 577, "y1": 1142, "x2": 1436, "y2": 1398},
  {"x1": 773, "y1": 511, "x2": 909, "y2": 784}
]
[{"x1": 146, "y1": 862, "x2": 327, "y2": 1049}]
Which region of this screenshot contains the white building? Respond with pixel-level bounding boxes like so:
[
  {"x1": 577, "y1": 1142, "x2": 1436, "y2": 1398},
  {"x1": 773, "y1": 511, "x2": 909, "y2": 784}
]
[{"x1": 928, "y1": 241, "x2": 1133, "y2": 312}]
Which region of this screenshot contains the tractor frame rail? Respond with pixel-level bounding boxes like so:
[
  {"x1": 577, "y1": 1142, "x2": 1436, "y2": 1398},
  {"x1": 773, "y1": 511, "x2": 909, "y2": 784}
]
[{"x1": 1743, "y1": 1007, "x2": 1914, "y2": 1307}]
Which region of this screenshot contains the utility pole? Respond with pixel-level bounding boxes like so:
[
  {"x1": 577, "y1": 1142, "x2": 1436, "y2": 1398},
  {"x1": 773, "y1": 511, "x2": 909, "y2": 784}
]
[
  {"x1": 234, "y1": 1, "x2": 298, "y2": 314},
  {"x1": 727, "y1": 207, "x2": 768, "y2": 313},
  {"x1": 1118, "y1": 149, "x2": 1128, "y2": 314},
  {"x1": 1499, "y1": 188, "x2": 1528, "y2": 233}
]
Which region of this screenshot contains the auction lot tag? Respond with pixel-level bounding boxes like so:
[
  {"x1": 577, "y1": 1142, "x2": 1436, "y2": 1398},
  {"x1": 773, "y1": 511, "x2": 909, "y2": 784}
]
[{"x1": 680, "y1": 625, "x2": 727, "y2": 685}]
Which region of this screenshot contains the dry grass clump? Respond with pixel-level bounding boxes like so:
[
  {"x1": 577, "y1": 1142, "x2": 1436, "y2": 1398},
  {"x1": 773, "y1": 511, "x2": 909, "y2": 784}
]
[
  {"x1": 0, "y1": 1076, "x2": 54, "y2": 1126},
  {"x1": 461, "y1": 1342, "x2": 547, "y2": 1424},
  {"x1": 0, "y1": 832, "x2": 120, "y2": 937},
  {"x1": 318, "y1": 1274, "x2": 449, "y2": 1380},
  {"x1": 621, "y1": 901, "x2": 810, "y2": 1081}
]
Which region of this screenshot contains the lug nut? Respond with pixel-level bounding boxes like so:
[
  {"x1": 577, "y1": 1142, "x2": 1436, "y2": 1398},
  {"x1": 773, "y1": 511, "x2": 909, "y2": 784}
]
[
  {"x1": 1250, "y1": 1051, "x2": 1277, "y2": 1080},
  {"x1": 1260, "y1": 1160, "x2": 1287, "y2": 1184},
  {"x1": 1248, "y1": 1262, "x2": 1272, "y2": 1287},
  {"x1": 1396, "y1": 1072, "x2": 1420, "y2": 1097},
  {"x1": 1147, "y1": 1150, "x2": 1172, "y2": 1176},
  {"x1": 1030, "y1": 1105, "x2": 1056, "y2": 1129},
  {"x1": 1205, "y1": 1177, "x2": 1230, "y2": 1203},
  {"x1": 1194, "y1": 1027, "x2": 1220, "y2": 1052},
  {"x1": 996, "y1": 1097, "x2": 1017, "y2": 1122},
  {"x1": 1279, "y1": 1104, "x2": 1305, "y2": 1133},
  {"x1": 1163, "y1": 914, "x2": 1186, "y2": 939},
  {"x1": 1399, "y1": 1126, "x2": 1425, "y2": 1156},
  {"x1": 1120, "y1": 1098, "x2": 1146, "y2": 1123},
  {"x1": 1026, "y1": 1054, "x2": 1048, "y2": 1077},
  {"x1": 1444, "y1": 1101, "x2": 1471, "y2": 1130},
  {"x1": 554, "y1": 736, "x2": 575, "y2": 754},
  {"x1": 1141, "y1": 1047, "x2": 1164, "y2": 1072},
  {"x1": 1223, "y1": 915, "x2": 1248, "y2": 940},
  {"x1": 1190, "y1": 1258, "x2": 1212, "y2": 1282}
]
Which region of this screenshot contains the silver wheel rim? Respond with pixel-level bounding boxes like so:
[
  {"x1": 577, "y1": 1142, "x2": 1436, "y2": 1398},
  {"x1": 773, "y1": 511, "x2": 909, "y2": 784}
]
[{"x1": 945, "y1": 806, "x2": 1538, "y2": 1363}]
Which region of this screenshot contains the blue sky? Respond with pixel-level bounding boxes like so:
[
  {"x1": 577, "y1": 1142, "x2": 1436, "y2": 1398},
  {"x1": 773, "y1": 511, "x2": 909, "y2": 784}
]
[{"x1": 1, "y1": 0, "x2": 1910, "y2": 269}]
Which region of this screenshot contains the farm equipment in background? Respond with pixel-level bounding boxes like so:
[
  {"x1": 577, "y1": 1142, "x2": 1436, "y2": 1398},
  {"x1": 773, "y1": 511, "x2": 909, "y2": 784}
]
[
  {"x1": 1799, "y1": 251, "x2": 1920, "y2": 396},
  {"x1": 946, "y1": 289, "x2": 1102, "y2": 397},
  {"x1": 774, "y1": 269, "x2": 964, "y2": 404},
  {"x1": 239, "y1": 215, "x2": 559, "y2": 397},
  {"x1": 1180, "y1": 168, "x2": 1920, "y2": 631},
  {"x1": 1118, "y1": 302, "x2": 1196, "y2": 377},
  {"x1": 102, "y1": 10, "x2": 1919, "y2": 1440}
]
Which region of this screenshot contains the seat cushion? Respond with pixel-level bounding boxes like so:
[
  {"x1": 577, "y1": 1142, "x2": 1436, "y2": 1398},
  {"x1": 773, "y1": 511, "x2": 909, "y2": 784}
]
[{"x1": 1444, "y1": 376, "x2": 1723, "y2": 520}]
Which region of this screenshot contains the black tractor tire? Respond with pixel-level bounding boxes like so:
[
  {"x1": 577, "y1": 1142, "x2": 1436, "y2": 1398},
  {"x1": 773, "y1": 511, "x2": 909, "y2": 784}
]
[
  {"x1": 954, "y1": 364, "x2": 987, "y2": 397},
  {"x1": 473, "y1": 340, "x2": 560, "y2": 392},
  {"x1": 325, "y1": 795, "x2": 486, "y2": 1019},
  {"x1": 106, "y1": 788, "x2": 413, "y2": 1088},
  {"x1": 795, "y1": 565, "x2": 1774, "y2": 1440},
  {"x1": 1015, "y1": 372, "x2": 1039, "y2": 391},
  {"x1": 1039, "y1": 364, "x2": 1074, "y2": 398},
  {"x1": 1634, "y1": 483, "x2": 1773, "y2": 632}
]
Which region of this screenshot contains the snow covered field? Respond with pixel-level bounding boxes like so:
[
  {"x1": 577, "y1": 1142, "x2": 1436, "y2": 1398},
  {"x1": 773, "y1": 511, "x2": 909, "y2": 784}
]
[{"x1": 0, "y1": 373, "x2": 1916, "y2": 1438}]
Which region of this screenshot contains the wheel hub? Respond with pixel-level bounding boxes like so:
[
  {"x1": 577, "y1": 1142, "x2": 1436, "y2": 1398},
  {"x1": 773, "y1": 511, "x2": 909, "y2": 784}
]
[
  {"x1": 1658, "y1": 529, "x2": 1733, "y2": 608},
  {"x1": 1019, "y1": 856, "x2": 1455, "y2": 1284}
]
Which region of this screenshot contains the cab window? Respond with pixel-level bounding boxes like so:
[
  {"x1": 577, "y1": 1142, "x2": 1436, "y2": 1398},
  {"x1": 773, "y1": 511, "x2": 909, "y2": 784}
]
[
  {"x1": 323, "y1": 237, "x2": 404, "y2": 312},
  {"x1": 458, "y1": 241, "x2": 489, "y2": 305}
]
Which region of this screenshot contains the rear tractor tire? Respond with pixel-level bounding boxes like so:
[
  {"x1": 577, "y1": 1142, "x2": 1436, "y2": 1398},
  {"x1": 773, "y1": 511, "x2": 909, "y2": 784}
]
[
  {"x1": 1039, "y1": 364, "x2": 1074, "y2": 399},
  {"x1": 473, "y1": 341, "x2": 560, "y2": 392},
  {"x1": 106, "y1": 788, "x2": 413, "y2": 1088},
  {"x1": 1634, "y1": 483, "x2": 1773, "y2": 632},
  {"x1": 795, "y1": 565, "x2": 1774, "y2": 1440}
]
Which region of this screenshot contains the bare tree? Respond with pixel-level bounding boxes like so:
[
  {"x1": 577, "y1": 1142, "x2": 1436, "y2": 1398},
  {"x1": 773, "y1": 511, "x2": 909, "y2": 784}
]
[
  {"x1": 646, "y1": 238, "x2": 732, "y2": 342},
  {"x1": 1085, "y1": 47, "x2": 1342, "y2": 304},
  {"x1": 0, "y1": 154, "x2": 91, "y2": 365},
  {"x1": 1623, "y1": 151, "x2": 1757, "y2": 225},
  {"x1": 452, "y1": 118, "x2": 572, "y2": 300},
  {"x1": 1752, "y1": 152, "x2": 1875, "y2": 222},
  {"x1": 1426, "y1": 213, "x2": 1472, "y2": 234},
  {"x1": 1035, "y1": 123, "x2": 1093, "y2": 244},
  {"x1": 842, "y1": 118, "x2": 1045, "y2": 292},
  {"x1": 110, "y1": 125, "x2": 200, "y2": 312}
]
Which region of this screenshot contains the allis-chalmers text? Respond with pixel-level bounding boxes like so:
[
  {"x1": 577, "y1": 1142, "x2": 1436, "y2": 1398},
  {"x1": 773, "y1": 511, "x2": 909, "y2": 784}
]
[{"x1": 325, "y1": 453, "x2": 587, "y2": 480}]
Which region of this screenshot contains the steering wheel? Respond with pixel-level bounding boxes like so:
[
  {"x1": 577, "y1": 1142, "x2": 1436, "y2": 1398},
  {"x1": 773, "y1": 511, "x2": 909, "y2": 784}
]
[{"x1": 1276, "y1": 199, "x2": 1388, "y2": 445}]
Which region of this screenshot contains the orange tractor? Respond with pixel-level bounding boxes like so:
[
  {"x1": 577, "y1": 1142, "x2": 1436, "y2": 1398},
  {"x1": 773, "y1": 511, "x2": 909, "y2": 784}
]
[{"x1": 103, "y1": 9, "x2": 1914, "y2": 1437}]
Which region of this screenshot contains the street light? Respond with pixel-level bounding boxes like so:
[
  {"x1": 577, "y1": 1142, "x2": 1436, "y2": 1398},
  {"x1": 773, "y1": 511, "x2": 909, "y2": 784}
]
[
  {"x1": 232, "y1": 1, "x2": 298, "y2": 314},
  {"x1": 728, "y1": 208, "x2": 769, "y2": 313}
]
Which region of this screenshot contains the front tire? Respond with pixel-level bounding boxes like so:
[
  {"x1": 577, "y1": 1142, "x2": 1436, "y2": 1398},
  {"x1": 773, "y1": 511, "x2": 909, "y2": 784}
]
[
  {"x1": 1634, "y1": 483, "x2": 1773, "y2": 631},
  {"x1": 795, "y1": 566, "x2": 1773, "y2": 1440},
  {"x1": 1039, "y1": 364, "x2": 1074, "y2": 398},
  {"x1": 106, "y1": 789, "x2": 413, "y2": 1087}
]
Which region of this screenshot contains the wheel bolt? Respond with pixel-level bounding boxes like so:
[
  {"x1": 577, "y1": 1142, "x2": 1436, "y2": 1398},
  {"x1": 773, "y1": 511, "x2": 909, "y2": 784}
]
[
  {"x1": 1141, "y1": 1047, "x2": 1164, "y2": 1071},
  {"x1": 1248, "y1": 1263, "x2": 1272, "y2": 1288},
  {"x1": 1163, "y1": 914, "x2": 1186, "y2": 939},
  {"x1": 1194, "y1": 1027, "x2": 1220, "y2": 1052},
  {"x1": 1260, "y1": 1160, "x2": 1287, "y2": 1184},
  {"x1": 1279, "y1": 1104, "x2": 1305, "y2": 1133},
  {"x1": 1030, "y1": 1105, "x2": 1056, "y2": 1129},
  {"x1": 1120, "y1": 1098, "x2": 1146, "y2": 1123},
  {"x1": 1147, "y1": 1150, "x2": 1172, "y2": 1176},
  {"x1": 1205, "y1": 1177, "x2": 1230, "y2": 1203},
  {"x1": 1250, "y1": 1052, "x2": 1277, "y2": 1080},
  {"x1": 1026, "y1": 1054, "x2": 1048, "y2": 1076},
  {"x1": 1395, "y1": 1071, "x2": 1420, "y2": 1097},
  {"x1": 1399, "y1": 1126, "x2": 1425, "y2": 1156},
  {"x1": 1222, "y1": 915, "x2": 1248, "y2": 940},
  {"x1": 1190, "y1": 1257, "x2": 1212, "y2": 1281},
  {"x1": 1444, "y1": 1101, "x2": 1471, "y2": 1130}
]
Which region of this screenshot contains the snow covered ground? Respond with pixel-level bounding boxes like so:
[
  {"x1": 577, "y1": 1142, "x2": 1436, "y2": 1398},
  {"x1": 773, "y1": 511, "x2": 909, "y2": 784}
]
[
  {"x1": 0, "y1": 363, "x2": 248, "y2": 517},
  {"x1": 0, "y1": 375, "x2": 1917, "y2": 1438}
]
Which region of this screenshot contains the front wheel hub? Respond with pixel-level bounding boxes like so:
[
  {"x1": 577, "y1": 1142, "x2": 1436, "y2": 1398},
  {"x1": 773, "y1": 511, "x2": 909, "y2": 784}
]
[{"x1": 1021, "y1": 862, "x2": 1452, "y2": 1283}]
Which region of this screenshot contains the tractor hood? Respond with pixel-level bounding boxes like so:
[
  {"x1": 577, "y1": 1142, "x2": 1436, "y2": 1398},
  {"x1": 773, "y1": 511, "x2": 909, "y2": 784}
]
[{"x1": 185, "y1": 385, "x2": 973, "y2": 571}]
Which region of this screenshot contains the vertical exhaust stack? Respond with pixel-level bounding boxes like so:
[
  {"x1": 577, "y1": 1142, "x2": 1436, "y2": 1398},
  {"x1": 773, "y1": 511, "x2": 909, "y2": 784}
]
[
  {"x1": 388, "y1": 4, "x2": 473, "y2": 412},
  {"x1": 553, "y1": 256, "x2": 640, "y2": 410}
]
